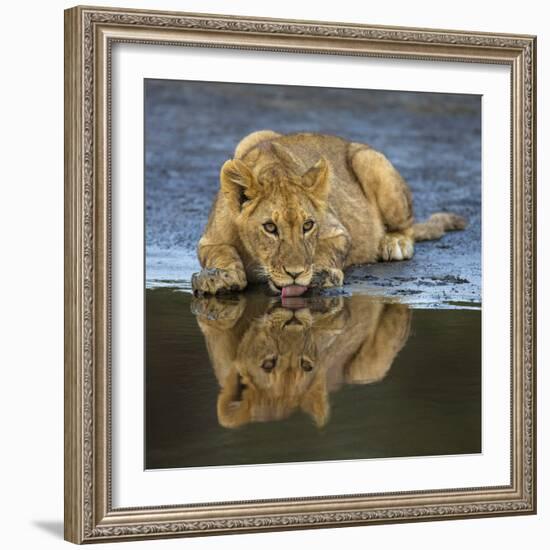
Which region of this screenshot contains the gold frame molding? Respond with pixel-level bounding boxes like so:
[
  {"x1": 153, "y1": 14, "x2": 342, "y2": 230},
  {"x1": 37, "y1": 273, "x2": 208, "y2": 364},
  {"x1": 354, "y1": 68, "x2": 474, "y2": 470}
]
[{"x1": 64, "y1": 5, "x2": 537, "y2": 544}]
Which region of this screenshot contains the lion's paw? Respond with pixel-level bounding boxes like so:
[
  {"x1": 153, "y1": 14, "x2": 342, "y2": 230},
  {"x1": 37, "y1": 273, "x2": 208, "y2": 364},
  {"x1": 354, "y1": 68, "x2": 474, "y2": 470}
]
[
  {"x1": 380, "y1": 233, "x2": 414, "y2": 262},
  {"x1": 190, "y1": 294, "x2": 246, "y2": 325},
  {"x1": 311, "y1": 267, "x2": 344, "y2": 289},
  {"x1": 191, "y1": 268, "x2": 247, "y2": 296}
]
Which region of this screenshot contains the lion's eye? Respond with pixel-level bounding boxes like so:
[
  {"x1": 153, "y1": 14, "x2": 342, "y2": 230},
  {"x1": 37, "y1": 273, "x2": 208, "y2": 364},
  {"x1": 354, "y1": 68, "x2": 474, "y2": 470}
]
[
  {"x1": 303, "y1": 220, "x2": 315, "y2": 233},
  {"x1": 263, "y1": 222, "x2": 278, "y2": 235},
  {"x1": 261, "y1": 358, "x2": 277, "y2": 372},
  {"x1": 301, "y1": 359, "x2": 314, "y2": 372}
]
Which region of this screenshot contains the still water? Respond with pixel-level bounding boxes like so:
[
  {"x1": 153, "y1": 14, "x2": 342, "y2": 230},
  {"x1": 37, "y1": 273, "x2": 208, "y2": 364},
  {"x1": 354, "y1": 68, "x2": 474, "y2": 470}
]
[{"x1": 146, "y1": 289, "x2": 481, "y2": 470}]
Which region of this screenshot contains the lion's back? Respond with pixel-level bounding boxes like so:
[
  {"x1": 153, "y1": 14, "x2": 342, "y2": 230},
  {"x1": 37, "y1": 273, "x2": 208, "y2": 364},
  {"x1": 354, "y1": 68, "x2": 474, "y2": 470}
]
[{"x1": 269, "y1": 132, "x2": 355, "y2": 181}]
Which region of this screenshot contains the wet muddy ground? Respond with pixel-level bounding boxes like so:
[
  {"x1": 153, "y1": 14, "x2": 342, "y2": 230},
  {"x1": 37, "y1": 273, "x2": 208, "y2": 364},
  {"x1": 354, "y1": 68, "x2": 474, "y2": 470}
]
[{"x1": 145, "y1": 79, "x2": 481, "y2": 306}]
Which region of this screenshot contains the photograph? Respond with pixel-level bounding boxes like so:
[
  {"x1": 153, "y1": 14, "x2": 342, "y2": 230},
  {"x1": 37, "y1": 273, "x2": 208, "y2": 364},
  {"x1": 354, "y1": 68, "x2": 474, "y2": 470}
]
[{"x1": 144, "y1": 79, "x2": 482, "y2": 470}]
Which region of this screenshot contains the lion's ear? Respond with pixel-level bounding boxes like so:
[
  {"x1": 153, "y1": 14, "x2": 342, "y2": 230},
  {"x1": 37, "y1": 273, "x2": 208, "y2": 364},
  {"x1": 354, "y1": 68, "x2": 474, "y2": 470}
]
[
  {"x1": 220, "y1": 159, "x2": 260, "y2": 206},
  {"x1": 301, "y1": 375, "x2": 330, "y2": 428},
  {"x1": 302, "y1": 157, "x2": 330, "y2": 201}
]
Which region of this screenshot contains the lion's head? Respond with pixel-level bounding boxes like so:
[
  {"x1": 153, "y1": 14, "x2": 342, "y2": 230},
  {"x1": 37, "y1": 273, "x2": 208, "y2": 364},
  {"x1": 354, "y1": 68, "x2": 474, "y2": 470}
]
[
  {"x1": 217, "y1": 302, "x2": 331, "y2": 428},
  {"x1": 220, "y1": 142, "x2": 331, "y2": 294}
]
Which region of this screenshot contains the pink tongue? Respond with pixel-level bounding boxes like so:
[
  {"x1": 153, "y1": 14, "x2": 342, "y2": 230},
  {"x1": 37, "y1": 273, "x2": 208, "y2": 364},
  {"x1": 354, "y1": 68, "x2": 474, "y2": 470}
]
[{"x1": 281, "y1": 285, "x2": 308, "y2": 298}]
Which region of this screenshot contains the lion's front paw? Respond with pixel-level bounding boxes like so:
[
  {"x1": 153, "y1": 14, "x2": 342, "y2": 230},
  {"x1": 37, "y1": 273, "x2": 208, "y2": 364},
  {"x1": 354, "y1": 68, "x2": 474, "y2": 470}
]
[
  {"x1": 379, "y1": 233, "x2": 414, "y2": 262},
  {"x1": 310, "y1": 266, "x2": 344, "y2": 289},
  {"x1": 191, "y1": 268, "x2": 247, "y2": 296},
  {"x1": 191, "y1": 294, "x2": 246, "y2": 326}
]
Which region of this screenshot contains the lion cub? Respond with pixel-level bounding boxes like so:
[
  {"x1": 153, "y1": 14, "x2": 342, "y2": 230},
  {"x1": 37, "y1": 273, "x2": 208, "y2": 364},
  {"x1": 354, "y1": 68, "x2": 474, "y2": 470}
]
[{"x1": 192, "y1": 131, "x2": 466, "y2": 296}]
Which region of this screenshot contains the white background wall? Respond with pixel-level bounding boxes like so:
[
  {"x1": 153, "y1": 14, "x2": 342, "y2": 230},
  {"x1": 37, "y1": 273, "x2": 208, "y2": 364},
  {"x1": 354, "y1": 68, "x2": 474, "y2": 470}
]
[{"x1": 0, "y1": 1, "x2": 546, "y2": 548}]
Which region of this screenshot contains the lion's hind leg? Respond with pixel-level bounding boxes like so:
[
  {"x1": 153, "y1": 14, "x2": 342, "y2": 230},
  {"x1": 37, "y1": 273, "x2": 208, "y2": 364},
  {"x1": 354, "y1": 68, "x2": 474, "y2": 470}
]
[{"x1": 348, "y1": 143, "x2": 415, "y2": 262}]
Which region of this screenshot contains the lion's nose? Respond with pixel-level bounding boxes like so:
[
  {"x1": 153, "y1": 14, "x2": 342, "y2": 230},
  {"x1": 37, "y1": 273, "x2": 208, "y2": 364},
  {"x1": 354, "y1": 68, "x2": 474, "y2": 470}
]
[{"x1": 284, "y1": 267, "x2": 305, "y2": 280}]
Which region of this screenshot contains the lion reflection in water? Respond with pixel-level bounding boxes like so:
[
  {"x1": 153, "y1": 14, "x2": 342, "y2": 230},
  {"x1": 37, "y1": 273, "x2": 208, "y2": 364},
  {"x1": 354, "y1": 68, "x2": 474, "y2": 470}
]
[{"x1": 191, "y1": 294, "x2": 411, "y2": 428}]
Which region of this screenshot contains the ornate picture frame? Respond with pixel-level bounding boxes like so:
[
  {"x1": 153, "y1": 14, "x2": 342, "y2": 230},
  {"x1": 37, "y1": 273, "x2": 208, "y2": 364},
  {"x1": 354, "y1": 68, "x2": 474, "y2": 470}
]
[{"x1": 64, "y1": 5, "x2": 536, "y2": 543}]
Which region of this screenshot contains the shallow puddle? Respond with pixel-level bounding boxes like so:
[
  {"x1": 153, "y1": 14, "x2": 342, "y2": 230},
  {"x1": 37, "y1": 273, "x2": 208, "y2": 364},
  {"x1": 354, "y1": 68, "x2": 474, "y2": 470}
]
[{"x1": 145, "y1": 288, "x2": 481, "y2": 470}]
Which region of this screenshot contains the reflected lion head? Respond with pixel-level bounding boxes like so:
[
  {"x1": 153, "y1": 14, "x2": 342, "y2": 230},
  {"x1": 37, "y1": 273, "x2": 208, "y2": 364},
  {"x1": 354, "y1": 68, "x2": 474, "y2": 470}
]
[{"x1": 191, "y1": 293, "x2": 411, "y2": 429}]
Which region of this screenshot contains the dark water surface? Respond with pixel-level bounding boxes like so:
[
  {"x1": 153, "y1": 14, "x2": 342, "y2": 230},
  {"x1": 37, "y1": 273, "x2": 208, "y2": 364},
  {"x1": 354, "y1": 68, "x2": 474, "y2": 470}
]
[{"x1": 145, "y1": 288, "x2": 481, "y2": 470}]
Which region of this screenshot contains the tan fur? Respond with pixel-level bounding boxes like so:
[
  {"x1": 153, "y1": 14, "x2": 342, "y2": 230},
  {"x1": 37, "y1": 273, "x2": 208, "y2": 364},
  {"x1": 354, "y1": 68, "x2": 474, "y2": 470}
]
[
  {"x1": 192, "y1": 131, "x2": 467, "y2": 295},
  {"x1": 192, "y1": 294, "x2": 411, "y2": 428},
  {"x1": 412, "y1": 212, "x2": 467, "y2": 241}
]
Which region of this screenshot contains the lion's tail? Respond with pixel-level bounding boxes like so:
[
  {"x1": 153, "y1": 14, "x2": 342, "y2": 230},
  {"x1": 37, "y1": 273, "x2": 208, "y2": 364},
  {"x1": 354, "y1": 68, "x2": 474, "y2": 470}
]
[{"x1": 412, "y1": 212, "x2": 467, "y2": 242}]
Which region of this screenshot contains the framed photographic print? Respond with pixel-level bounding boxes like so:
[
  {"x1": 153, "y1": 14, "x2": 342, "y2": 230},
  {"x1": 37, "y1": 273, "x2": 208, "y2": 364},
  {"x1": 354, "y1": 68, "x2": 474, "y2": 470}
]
[{"x1": 64, "y1": 5, "x2": 537, "y2": 544}]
